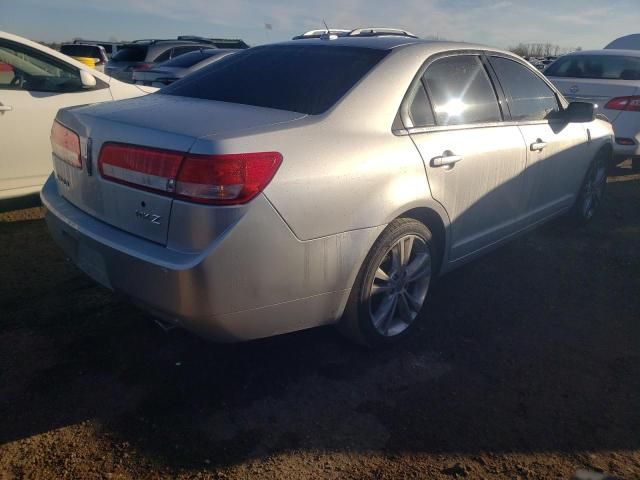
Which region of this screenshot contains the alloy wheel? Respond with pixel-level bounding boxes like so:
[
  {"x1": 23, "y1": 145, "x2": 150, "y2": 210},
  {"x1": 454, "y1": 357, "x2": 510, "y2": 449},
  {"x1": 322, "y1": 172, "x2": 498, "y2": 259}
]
[{"x1": 582, "y1": 156, "x2": 607, "y2": 220}]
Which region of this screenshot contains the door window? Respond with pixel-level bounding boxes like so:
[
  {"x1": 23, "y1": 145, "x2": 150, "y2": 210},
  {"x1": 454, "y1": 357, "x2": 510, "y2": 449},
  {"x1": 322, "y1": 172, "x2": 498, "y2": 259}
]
[
  {"x1": 490, "y1": 56, "x2": 560, "y2": 121},
  {"x1": 423, "y1": 55, "x2": 501, "y2": 126},
  {"x1": 0, "y1": 41, "x2": 82, "y2": 92}
]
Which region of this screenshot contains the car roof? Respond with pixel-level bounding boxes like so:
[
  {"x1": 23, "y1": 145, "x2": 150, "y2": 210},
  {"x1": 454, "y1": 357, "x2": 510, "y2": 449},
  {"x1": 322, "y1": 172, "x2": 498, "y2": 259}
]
[
  {"x1": 561, "y1": 49, "x2": 640, "y2": 57},
  {"x1": 274, "y1": 36, "x2": 513, "y2": 56}
]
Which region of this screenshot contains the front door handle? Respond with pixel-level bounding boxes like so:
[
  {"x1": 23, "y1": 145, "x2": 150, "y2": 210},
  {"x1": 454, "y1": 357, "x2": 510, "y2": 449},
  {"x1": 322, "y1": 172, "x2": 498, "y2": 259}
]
[
  {"x1": 530, "y1": 139, "x2": 547, "y2": 151},
  {"x1": 431, "y1": 151, "x2": 463, "y2": 168},
  {"x1": 0, "y1": 104, "x2": 12, "y2": 113}
]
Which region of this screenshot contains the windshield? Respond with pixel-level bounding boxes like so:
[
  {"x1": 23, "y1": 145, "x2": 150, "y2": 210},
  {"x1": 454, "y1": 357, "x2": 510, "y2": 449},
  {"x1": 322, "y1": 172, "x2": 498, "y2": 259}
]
[
  {"x1": 545, "y1": 54, "x2": 640, "y2": 80},
  {"x1": 161, "y1": 45, "x2": 388, "y2": 115}
]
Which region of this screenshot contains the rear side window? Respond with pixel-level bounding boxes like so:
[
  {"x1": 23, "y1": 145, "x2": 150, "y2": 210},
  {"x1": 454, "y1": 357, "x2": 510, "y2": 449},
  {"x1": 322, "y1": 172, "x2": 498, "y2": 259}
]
[
  {"x1": 423, "y1": 55, "x2": 501, "y2": 126},
  {"x1": 60, "y1": 44, "x2": 101, "y2": 59},
  {"x1": 162, "y1": 45, "x2": 388, "y2": 115},
  {"x1": 405, "y1": 83, "x2": 435, "y2": 127},
  {"x1": 112, "y1": 46, "x2": 148, "y2": 62},
  {"x1": 491, "y1": 57, "x2": 559, "y2": 121},
  {"x1": 544, "y1": 54, "x2": 640, "y2": 80}
]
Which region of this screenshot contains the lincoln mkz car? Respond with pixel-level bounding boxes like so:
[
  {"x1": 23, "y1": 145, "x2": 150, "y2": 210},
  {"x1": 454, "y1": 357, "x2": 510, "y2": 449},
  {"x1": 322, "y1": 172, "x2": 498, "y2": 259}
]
[{"x1": 42, "y1": 35, "x2": 613, "y2": 346}]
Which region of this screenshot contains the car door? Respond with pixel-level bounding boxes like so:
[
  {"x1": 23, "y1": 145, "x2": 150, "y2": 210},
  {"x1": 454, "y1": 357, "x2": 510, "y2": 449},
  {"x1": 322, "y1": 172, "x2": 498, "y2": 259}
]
[
  {"x1": 406, "y1": 53, "x2": 528, "y2": 261},
  {"x1": 0, "y1": 39, "x2": 112, "y2": 200},
  {"x1": 488, "y1": 55, "x2": 590, "y2": 222}
]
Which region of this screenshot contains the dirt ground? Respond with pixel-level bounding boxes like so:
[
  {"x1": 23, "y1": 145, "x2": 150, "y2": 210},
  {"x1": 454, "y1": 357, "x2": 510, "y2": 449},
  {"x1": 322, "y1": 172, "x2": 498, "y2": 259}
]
[{"x1": 1, "y1": 163, "x2": 639, "y2": 480}]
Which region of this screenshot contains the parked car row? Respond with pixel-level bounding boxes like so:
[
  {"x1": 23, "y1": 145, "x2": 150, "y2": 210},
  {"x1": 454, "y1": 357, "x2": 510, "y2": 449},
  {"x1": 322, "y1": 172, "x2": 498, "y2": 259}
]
[
  {"x1": 132, "y1": 48, "x2": 236, "y2": 87},
  {"x1": 525, "y1": 56, "x2": 560, "y2": 71},
  {"x1": 106, "y1": 36, "x2": 249, "y2": 82},
  {"x1": 38, "y1": 30, "x2": 613, "y2": 346}
]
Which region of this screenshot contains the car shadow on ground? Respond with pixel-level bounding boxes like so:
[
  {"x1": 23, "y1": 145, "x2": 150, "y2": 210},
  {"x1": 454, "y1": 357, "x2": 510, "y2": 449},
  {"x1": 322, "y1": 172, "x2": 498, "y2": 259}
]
[{"x1": 0, "y1": 176, "x2": 638, "y2": 476}]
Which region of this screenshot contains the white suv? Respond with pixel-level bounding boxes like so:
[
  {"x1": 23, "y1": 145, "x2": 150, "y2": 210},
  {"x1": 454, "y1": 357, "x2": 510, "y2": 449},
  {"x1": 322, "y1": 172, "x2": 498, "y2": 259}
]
[{"x1": 0, "y1": 31, "x2": 156, "y2": 202}]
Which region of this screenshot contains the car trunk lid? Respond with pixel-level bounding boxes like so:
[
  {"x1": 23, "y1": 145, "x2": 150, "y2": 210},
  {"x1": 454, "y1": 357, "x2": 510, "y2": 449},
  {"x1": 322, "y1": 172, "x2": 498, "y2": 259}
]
[
  {"x1": 52, "y1": 95, "x2": 305, "y2": 246},
  {"x1": 548, "y1": 76, "x2": 639, "y2": 122}
]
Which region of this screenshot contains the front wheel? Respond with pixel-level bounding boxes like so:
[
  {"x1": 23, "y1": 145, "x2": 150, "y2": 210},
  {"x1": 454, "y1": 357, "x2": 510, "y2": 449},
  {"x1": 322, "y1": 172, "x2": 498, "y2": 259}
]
[
  {"x1": 339, "y1": 218, "x2": 435, "y2": 347},
  {"x1": 572, "y1": 150, "x2": 608, "y2": 224}
]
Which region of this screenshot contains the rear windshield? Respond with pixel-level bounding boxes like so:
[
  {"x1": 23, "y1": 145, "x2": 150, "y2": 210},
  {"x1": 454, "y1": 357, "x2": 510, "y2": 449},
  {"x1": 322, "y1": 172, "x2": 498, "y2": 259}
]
[
  {"x1": 60, "y1": 44, "x2": 102, "y2": 58},
  {"x1": 111, "y1": 46, "x2": 148, "y2": 62},
  {"x1": 160, "y1": 49, "x2": 220, "y2": 68},
  {"x1": 545, "y1": 54, "x2": 640, "y2": 80},
  {"x1": 161, "y1": 45, "x2": 388, "y2": 115}
]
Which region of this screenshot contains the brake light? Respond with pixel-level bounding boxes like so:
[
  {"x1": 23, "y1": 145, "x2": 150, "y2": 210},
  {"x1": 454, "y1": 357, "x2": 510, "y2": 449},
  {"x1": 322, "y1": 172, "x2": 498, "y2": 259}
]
[
  {"x1": 97, "y1": 144, "x2": 282, "y2": 205},
  {"x1": 51, "y1": 121, "x2": 81, "y2": 168},
  {"x1": 604, "y1": 96, "x2": 640, "y2": 112},
  {"x1": 616, "y1": 137, "x2": 636, "y2": 146},
  {"x1": 176, "y1": 152, "x2": 282, "y2": 204},
  {"x1": 98, "y1": 143, "x2": 183, "y2": 194}
]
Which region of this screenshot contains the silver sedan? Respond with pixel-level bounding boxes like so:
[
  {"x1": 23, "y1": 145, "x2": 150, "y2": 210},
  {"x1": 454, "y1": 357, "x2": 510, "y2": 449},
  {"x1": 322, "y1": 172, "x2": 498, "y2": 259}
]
[{"x1": 42, "y1": 36, "x2": 613, "y2": 346}]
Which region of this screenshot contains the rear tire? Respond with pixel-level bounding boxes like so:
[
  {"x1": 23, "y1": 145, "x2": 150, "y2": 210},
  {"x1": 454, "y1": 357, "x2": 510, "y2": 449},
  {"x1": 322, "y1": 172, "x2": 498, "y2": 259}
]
[
  {"x1": 339, "y1": 218, "x2": 435, "y2": 347},
  {"x1": 632, "y1": 158, "x2": 640, "y2": 173},
  {"x1": 572, "y1": 149, "x2": 608, "y2": 225}
]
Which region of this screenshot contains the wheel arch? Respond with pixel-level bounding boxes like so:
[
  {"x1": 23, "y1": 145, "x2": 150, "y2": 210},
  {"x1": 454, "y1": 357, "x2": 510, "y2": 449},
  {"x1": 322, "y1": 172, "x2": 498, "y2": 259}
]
[{"x1": 397, "y1": 206, "x2": 448, "y2": 275}]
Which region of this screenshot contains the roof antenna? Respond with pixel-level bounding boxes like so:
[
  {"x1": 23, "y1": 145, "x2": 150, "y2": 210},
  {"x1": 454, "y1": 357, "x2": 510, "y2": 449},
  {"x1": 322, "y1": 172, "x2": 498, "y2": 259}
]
[{"x1": 320, "y1": 19, "x2": 337, "y2": 40}]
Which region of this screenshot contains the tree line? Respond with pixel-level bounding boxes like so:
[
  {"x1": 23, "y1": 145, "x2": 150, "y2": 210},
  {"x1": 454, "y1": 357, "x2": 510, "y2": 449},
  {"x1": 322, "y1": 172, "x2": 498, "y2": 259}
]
[{"x1": 508, "y1": 43, "x2": 582, "y2": 58}]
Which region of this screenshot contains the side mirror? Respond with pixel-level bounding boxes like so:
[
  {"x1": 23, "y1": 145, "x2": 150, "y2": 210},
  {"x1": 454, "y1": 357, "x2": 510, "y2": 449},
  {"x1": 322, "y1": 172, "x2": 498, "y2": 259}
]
[
  {"x1": 564, "y1": 102, "x2": 595, "y2": 123},
  {"x1": 79, "y1": 69, "x2": 97, "y2": 89}
]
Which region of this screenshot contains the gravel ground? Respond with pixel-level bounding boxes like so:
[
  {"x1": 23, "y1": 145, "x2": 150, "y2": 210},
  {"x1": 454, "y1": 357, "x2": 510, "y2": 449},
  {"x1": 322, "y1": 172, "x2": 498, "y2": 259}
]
[{"x1": 0, "y1": 164, "x2": 639, "y2": 479}]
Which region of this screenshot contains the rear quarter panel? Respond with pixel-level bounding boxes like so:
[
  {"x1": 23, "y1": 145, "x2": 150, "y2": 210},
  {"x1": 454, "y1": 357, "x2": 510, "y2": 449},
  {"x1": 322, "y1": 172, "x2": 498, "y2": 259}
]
[{"x1": 189, "y1": 45, "x2": 451, "y2": 243}]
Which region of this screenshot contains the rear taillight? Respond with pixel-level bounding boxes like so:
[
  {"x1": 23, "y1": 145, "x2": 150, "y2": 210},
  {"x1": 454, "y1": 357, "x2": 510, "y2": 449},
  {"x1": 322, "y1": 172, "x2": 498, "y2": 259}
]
[
  {"x1": 51, "y1": 121, "x2": 81, "y2": 168},
  {"x1": 98, "y1": 143, "x2": 183, "y2": 194},
  {"x1": 604, "y1": 96, "x2": 640, "y2": 112},
  {"x1": 98, "y1": 144, "x2": 282, "y2": 205},
  {"x1": 176, "y1": 152, "x2": 282, "y2": 204}
]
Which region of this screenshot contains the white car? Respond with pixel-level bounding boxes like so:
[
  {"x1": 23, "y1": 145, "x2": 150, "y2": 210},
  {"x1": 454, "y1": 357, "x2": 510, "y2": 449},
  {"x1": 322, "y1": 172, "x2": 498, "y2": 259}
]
[
  {"x1": 0, "y1": 31, "x2": 155, "y2": 201},
  {"x1": 545, "y1": 49, "x2": 640, "y2": 169}
]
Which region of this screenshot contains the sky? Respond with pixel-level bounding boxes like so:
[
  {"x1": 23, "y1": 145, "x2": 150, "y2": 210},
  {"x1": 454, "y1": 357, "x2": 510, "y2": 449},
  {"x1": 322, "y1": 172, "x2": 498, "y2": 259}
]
[{"x1": 1, "y1": 0, "x2": 638, "y2": 50}]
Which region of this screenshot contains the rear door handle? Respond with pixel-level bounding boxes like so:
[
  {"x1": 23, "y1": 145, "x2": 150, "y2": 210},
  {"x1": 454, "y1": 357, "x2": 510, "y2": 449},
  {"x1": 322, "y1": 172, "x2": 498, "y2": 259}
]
[
  {"x1": 530, "y1": 139, "x2": 547, "y2": 151},
  {"x1": 0, "y1": 104, "x2": 12, "y2": 113},
  {"x1": 431, "y1": 151, "x2": 463, "y2": 168}
]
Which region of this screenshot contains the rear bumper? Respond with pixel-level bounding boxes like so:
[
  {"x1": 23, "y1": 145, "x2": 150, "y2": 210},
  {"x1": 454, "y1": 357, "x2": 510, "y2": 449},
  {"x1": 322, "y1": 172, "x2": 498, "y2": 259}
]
[
  {"x1": 41, "y1": 175, "x2": 376, "y2": 341},
  {"x1": 612, "y1": 113, "x2": 640, "y2": 157}
]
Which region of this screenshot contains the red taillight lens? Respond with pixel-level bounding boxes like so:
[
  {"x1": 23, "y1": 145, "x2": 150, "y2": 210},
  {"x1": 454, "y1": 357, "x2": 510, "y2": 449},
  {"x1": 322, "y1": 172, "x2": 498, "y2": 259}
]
[
  {"x1": 51, "y1": 121, "x2": 82, "y2": 168},
  {"x1": 98, "y1": 143, "x2": 183, "y2": 194},
  {"x1": 604, "y1": 96, "x2": 640, "y2": 112},
  {"x1": 97, "y1": 144, "x2": 282, "y2": 205},
  {"x1": 176, "y1": 152, "x2": 283, "y2": 204}
]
